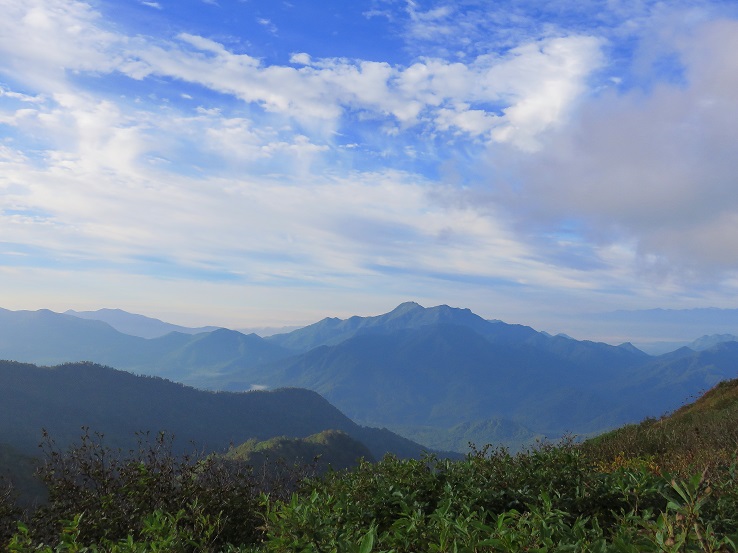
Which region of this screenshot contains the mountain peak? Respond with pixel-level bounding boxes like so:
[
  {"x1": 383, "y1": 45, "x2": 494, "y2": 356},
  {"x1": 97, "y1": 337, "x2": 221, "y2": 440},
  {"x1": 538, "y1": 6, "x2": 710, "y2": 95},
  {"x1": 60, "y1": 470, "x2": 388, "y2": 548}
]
[{"x1": 390, "y1": 301, "x2": 424, "y2": 314}]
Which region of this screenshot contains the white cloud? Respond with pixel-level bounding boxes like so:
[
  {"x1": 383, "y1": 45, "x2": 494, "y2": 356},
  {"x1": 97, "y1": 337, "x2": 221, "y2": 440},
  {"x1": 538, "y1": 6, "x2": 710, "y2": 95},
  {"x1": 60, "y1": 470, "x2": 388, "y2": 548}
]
[
  {"x1": 0, "y1": 0, "x2": 124, "y2": 90},
  {"x1": 0, "y1": 1, "x2": 605, "y2": 147},
  {"x1": 290, "y1": 52, "x2": 311, "y2": 65},
  {"x1": 486, "y1": 17, "x2": 738, "y2": 282},
  {"x1": 256, "y1": 17, "x2": 277, "y2": 35},
  {"x1": 3, "y1": 0, "x2": 738, "y2": 328}
]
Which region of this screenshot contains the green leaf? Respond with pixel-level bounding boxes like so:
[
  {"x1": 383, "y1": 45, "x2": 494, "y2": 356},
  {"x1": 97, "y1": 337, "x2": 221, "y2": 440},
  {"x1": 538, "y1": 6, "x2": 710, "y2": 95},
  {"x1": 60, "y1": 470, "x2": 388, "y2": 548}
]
[{"x1": 358, "y1": 527, "x2": 375, "y2": 553}]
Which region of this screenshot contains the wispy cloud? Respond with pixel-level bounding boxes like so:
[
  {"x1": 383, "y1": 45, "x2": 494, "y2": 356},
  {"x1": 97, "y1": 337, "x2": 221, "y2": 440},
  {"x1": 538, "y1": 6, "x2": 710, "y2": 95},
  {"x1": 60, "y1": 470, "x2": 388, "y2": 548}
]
[
  {"x1": 481, "y1": 18, "x2": 738, "y2": 283},
  {"x1": 1, "y1": 0, "x2": 738, "y2": 328},
  {"x1": 256, "y1": 17, "x2": 277, "y2": 35}
]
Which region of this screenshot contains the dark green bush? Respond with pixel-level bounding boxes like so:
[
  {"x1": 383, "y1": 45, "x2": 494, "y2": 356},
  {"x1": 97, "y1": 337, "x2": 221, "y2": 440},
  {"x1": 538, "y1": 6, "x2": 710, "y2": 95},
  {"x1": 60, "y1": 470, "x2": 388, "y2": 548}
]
[
  {"x1": 0, "y1": 476, "x2": 20, "y2": 548},
  {"x1": 7, "y1": 433, "x2": 738, "y2": 551},
  {"x1": 29, "y1": 428, "x2": 263, "y2": 550}
]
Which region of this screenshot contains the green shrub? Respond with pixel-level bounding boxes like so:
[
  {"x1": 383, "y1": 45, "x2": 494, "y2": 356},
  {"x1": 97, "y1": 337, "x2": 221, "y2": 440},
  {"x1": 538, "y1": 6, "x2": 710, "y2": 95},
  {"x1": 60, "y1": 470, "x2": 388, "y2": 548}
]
[
  {"x1": 7, "y1": 432, "x2": 738, "y2": 551},
  {"x1": 29, "y1": 429, "x2": 262, "y2": 549}
]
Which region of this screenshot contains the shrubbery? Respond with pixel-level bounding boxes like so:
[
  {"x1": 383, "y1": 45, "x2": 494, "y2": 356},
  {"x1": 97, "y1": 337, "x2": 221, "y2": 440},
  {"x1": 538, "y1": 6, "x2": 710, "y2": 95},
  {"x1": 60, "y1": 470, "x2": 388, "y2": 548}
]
[
  {"x1": 2, "y1": 429, "x2": 316, "y2": 551},
  {"x1": 3, "y1": 429, "x2": 738, "y2": 552},
  {"x1": 256, "y1": 444, "x2": 738, "y2": 552}
]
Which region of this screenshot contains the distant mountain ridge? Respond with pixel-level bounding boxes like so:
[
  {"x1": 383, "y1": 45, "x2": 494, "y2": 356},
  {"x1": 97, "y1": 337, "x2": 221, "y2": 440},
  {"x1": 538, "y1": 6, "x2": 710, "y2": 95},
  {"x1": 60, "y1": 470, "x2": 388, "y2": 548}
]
[
  {"x1": 688, "y1": 334, "x2": 738, "y2": 351},
  {"x1": 265, "y1": 301, "x2": 523, "y2": 352},
  {"x1": 2, "y1": 303, "x2": 738, "y2": 453},
  {"x1": 0, "y1": 308, "x2": 291, "y2": 387},
  {"x1": 592, "y1": 308, "x2": 738, "y2": 353},
  {"x1": 65, "y1": 308, "x2": 221, "y2": 339}
]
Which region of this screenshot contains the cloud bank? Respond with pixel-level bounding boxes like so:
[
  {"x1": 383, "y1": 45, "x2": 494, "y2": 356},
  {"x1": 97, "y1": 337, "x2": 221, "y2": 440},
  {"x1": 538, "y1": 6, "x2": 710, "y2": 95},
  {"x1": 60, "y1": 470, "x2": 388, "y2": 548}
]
[{"x1": 1, "y1": 0, "x2": 737, "y2": 330}]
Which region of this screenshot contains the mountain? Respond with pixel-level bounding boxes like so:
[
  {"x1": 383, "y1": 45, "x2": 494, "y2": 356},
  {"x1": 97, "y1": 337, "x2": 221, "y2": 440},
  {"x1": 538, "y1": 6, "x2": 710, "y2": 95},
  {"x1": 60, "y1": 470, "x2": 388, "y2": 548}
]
[
  {"x1": 0, "y1": 308, "x2": 292, "y2": 387},
  {"x1": 0, "y1": 308, "x2": 141, "y2": 366},
  {"x1": 223, "y1": 320, "x2": 660, "y2": 451},
  {"x1": 0, "y1": 360, "x2": 432, "y2": 463},
  {"x1": 138, "y1": 328, "x2": 292, "y2": 386},
  {"x1": 590, "y1": 308, "x2": 738, "y2": 354},
  {"x1": 225, "y1": 430, "x2": 375, "y2": 473},
  {"x1": 238, "y1": 323, "x2": 644, "y2": 429},
  {"x1": 607, "y1": 341, "x2": 738, "y2": 418},
  {"x1": 688, "y1": 334, "x2": 738, "y2": 351},
  {"x1": 65, "y1": 308, "x2": 220, "y2": 339},
  {"x1": 267, "y1": 301, "x2": 650, "y2": 366},
  {"x1": 226, "y1": 305, "x2": 738, "y2": 452},
  {"x1": 265, "y1": 301, "x2": 503, "y2": 352},
  {"x1": 3, "y1": 303, "x2": 738, "y2": 454}
]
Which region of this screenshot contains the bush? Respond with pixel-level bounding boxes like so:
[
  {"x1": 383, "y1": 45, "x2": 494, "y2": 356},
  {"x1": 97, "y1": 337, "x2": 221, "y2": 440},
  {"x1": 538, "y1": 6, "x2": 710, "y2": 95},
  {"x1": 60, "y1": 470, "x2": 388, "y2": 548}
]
[
  {"x1": 0, "y1": 476, "x2": 20, "y2": 548},
  {"x1": 7, "y1": 432, "x2": 738, "y2": 551},
  {"x1": 29, "y1": 428, "x2": 263, "y2": 550}
]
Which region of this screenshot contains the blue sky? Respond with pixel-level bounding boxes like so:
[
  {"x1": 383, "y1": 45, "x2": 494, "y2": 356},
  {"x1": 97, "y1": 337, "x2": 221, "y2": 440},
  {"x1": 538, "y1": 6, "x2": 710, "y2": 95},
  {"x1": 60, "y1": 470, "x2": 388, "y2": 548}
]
[{"x1": 2, "y1": 0, "x2": 738, "y2": 339}]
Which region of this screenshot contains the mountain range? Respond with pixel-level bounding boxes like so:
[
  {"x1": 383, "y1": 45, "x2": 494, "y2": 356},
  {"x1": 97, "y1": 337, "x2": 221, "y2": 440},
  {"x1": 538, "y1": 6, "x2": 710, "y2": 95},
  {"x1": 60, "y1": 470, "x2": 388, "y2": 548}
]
[
  {"x1": 0, "y1": 360, "x2": 430, "y2": 461},
  {"x1": 64, "y1": 308, "x2": 221, "y2": 339},
  {"x1": 2, "y1": 303, "x2": 738, "y2": 452}
]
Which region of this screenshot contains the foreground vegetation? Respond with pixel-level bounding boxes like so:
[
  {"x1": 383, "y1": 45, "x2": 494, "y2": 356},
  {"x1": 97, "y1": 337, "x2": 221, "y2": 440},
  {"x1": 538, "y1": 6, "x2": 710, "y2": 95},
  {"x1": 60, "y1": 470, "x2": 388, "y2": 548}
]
[{"x1": 3, "y1": 379, "x2": 738, "y2": 551}]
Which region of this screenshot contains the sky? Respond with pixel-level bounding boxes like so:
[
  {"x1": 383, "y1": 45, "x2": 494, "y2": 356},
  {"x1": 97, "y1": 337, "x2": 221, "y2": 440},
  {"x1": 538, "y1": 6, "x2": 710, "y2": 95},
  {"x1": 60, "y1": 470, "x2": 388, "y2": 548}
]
[{"x1": 2, "y1": 0, "x2": 738, "y2": 336}]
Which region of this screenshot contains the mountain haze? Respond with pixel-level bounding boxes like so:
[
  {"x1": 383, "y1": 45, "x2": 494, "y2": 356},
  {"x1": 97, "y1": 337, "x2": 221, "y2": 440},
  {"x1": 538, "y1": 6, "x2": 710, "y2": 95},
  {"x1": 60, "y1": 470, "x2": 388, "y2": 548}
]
[
  {"x1": 2, "y1": 303, "x2": 738, "y2": 452},
  {"x1": 65, "y1": 308, "x2": 221, "y2": 339},
  {"x1": 0, "y1": 309, "x2": 290, "y2": 387},
  {"x1": 0, "y1": 360, "x2": 432, "y2": 462}
]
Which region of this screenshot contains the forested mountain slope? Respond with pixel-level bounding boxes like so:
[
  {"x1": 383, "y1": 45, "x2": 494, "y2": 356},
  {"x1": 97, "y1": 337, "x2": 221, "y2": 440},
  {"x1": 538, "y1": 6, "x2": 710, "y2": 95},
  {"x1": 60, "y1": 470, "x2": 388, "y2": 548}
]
[
  {"x1": 2, "y1": 304, "x2": 737, "y2": 452},
  {"x1": 0, "y1": 360, "x2": 431, "y2": 461}
]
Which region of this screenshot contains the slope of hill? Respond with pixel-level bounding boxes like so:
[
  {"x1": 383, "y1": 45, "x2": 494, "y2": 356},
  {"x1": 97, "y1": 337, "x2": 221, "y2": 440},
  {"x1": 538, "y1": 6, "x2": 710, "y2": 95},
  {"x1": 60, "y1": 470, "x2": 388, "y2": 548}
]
[
  {"x1": 582, "y1": 376, "x2": 738, "y2": 475},
  {"x1": 223, "y1": 322, "x2": 658, "y2": 451},
  {"x1": 225, "y1": 430, "x2": 375, "y2": 473},
  {"x1": 0, "y1": 443, "x2": 44, "y2": 507},
  {"x1": 0, "y1": 360, "x2": 432, "y2": 463},
  {"x1": 65, "y1": 308, "x2": 220, "y2": 339}
]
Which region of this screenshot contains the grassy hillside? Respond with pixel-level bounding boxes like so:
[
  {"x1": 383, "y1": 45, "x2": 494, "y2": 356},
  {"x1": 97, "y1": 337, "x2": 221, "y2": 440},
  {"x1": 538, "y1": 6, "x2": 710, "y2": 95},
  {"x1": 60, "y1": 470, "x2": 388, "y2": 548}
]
[
  {"x1": 226, "y1": 430, "x2": 375, "y2": 473},
  {"x1": 582, "y1": 376, "x2": 738, "y2": 476}
]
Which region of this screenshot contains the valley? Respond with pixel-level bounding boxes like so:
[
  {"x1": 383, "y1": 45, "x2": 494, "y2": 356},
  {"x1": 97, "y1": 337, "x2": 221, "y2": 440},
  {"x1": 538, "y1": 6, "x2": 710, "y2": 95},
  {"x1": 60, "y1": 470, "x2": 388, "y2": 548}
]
[
  {"x1": 2, "y1": 302, "x2": 738, "y2": 550},
  {"x1": 2, "y1": 302, "x2": 737, "y2": 454}
]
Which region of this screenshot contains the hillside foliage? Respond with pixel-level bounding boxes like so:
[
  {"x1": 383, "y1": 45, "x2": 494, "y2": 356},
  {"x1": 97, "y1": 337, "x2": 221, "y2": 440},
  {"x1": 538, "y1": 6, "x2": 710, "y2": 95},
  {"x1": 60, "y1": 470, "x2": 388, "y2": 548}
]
[{"x1": 3, "y1": 375, "x2": 738, "y2": 552}]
